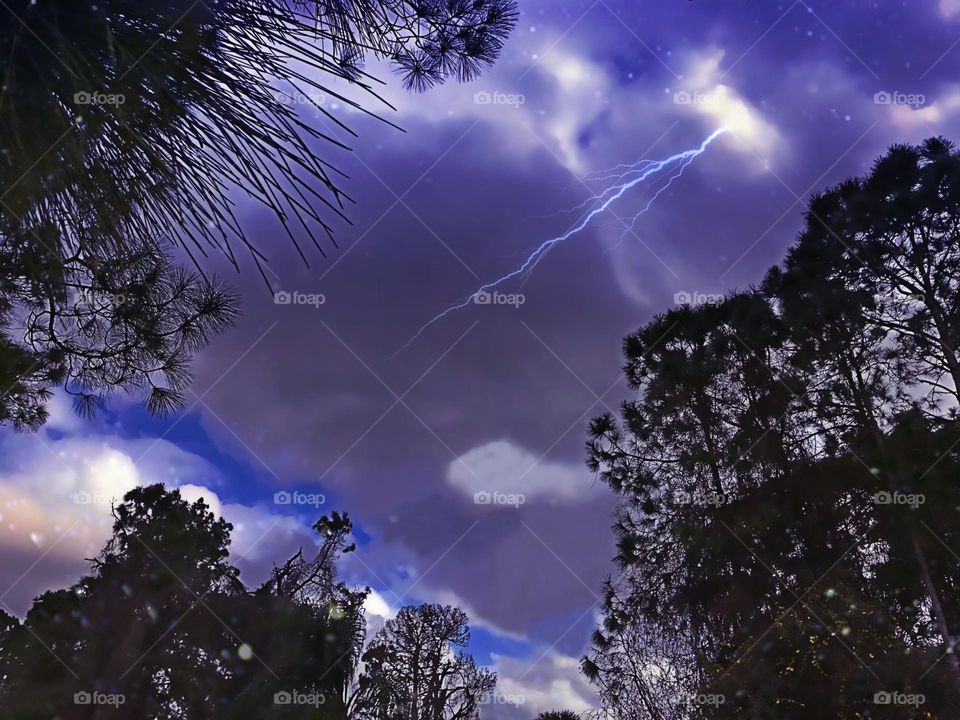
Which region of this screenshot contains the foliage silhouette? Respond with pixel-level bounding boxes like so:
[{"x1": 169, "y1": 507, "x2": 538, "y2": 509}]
[
  {"x1": 0, "y1": 485, "x2": 365, "y2": 718},
  {"x1": 0, "y1": 0, "x2": 517, "y2": 427},
  {"x1": 352, "y1": 603, "x2": 496, "y2": 720},
  {"x1": 0, "y1": 485, "x2": 497, "y2": 719},
  {"x1": 0, "y1": 0, "x2": 518, "y2": 271},
  {"x1": 584, "y1": 137, "x2": 960, "y2": 719}
]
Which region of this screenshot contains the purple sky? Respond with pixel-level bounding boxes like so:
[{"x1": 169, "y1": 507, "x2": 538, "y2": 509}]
[{"x1": 3, "y1": 1, "x2": 960, "y2": 716}]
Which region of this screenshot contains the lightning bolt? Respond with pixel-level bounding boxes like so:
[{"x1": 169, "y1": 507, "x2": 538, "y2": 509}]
[
  {"x1": 583, "y1": 158, "x2": 660, "y2": 183},
  {"x1": 543, "y1": 159, "x2": 662, "y2": 220},
  {"x1": 608, "y1": 152, "x2": 699, "y2": 252},
  {"x1": 397, "y1": 127, "x2": 727, "y2": 354}
]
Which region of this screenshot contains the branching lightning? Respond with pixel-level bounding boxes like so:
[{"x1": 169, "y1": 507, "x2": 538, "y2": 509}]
[
  {"x1": 397, "y1": 127, "x2": 727, "y2": 354},
  {"x1": 583, "y1": 158, "x2": 660, "y2": 183},
  {"x1": 608, "y1": 152, "x2": 699, "y2": 251}
]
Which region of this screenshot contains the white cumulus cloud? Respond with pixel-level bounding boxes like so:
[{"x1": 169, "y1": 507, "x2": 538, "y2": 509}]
[
  {"x1": 447, "y1": 440, "x2": 602, "y2": 505},
  {"x1": 0, "y1": 421, "x2": 321, "y2": 614},
  {"x1": 489, "y1": 650, "x2": 599, "y2": 718}
]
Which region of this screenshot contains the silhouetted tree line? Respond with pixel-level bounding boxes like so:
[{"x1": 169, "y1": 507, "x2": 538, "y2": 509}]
[
  {"x1": 0, "y1": 0, "x2": 516, "y2": 428},
  {"x1": 583, "y1": 137, "x2": 960, "y2": 719},
  {"x1": 0, "y1": 485, "x2": 496, "y2": 719}
]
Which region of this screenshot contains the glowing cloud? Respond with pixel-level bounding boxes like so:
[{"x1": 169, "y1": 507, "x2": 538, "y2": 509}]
[{"x1": 676, "y1": 49, "x2": 782, "y2": 161}]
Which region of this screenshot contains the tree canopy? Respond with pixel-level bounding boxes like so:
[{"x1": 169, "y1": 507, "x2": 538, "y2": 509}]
[
  {"x1": 353, "y1": 603, "x2": 496, "y2": 720},
  {"x1": 584, "y1": 137, "x2": 960, "y2": 719},
  {"x1": 0, "y1": 0, "x2": 517, "y2": 427},
  {"x1": 0, "y1": 484, "x2": 496, "y2": 719}
]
